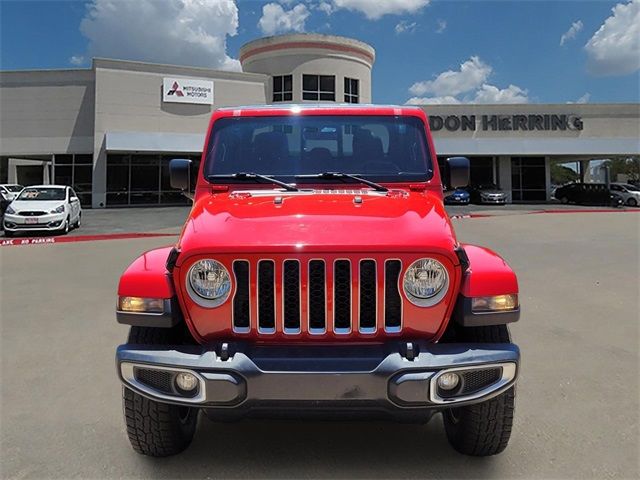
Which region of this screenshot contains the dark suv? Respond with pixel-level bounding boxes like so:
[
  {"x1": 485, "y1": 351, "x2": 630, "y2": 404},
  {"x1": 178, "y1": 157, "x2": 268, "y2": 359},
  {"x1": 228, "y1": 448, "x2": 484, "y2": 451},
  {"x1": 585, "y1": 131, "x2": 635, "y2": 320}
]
[{"x1": 553, "y1": 183, "x2": 611, "y2": 205}]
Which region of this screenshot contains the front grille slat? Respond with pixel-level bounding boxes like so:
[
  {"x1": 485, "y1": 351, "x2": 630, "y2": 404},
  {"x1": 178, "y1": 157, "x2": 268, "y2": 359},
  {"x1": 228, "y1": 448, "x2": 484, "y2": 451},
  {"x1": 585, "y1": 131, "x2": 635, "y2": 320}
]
[
  {"x1": 333, "y1": 260, "x2": 352, "y2": 334},
  {"x1": 283, "y1": 260, "x2": 301, "y2": 333},
  {"x1": 258, "y1": 260, "x2": 276, "y2": 333},
  {"x1": 232, "y1": 261, "x2": 250, "y2": 332},
  {"x1": 359, "y1": 260, "x2": 377, "y2": 333},
  {"x1": 384, "y1": 260, "x2": 402, "y2": 332},
  {"x1": 308, "y1": 260, "x2": 326, "y2": 333},
  {"x1": 230, "y1": 258, "x2": 406, "y2": 337}
]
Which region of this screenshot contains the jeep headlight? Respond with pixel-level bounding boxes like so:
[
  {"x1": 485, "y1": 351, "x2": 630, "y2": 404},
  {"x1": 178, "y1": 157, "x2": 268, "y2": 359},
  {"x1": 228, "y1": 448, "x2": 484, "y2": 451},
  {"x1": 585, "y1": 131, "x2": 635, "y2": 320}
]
[
  {"x1": 403, "y1": 258, "x2": 449, "y2": 307},
  {"x1": 187, "y1": 259, "x2": 231, "y2": 307}
]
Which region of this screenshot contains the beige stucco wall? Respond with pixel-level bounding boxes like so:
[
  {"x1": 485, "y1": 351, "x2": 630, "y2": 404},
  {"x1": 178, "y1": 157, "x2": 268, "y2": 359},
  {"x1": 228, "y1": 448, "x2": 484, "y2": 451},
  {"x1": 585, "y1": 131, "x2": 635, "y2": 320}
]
[
  {"x1": 240, "y1": 34, "x2": 375, "y2": 104},
  {"x1": 0, "y1": 69, "x2": 95, "y2": 156}
]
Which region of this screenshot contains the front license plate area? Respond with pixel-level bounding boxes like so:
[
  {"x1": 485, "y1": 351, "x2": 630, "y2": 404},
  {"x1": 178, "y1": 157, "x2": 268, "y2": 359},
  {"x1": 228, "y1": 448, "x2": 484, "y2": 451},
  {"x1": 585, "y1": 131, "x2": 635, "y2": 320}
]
[{"x1": 25, "y1": 218, "x2": 39, "y2": 224}]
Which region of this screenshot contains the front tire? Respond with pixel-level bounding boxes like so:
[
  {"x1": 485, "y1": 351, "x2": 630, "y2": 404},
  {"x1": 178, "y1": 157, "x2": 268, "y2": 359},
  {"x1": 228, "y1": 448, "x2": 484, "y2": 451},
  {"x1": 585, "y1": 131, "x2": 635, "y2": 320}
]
[
  {"x1": 626, "y1": 197, "x2": 638, "y2": 207},
  {"x1": 122, "y1": 326, "x2": 199, "y2": 457},
  {"x1": 442, "y1": 324, "x2": 516, "y2": 456}
]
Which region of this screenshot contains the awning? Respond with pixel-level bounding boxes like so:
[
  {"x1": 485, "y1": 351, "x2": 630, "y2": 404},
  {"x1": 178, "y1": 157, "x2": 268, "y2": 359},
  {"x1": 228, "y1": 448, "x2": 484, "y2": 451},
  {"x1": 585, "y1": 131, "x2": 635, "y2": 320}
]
[
  {"x1": 433, "y1": 137, "x2": 640, "y2": 156},
  {"x1": 105, "y1": 131, "x2": 206, "y2": 153}
]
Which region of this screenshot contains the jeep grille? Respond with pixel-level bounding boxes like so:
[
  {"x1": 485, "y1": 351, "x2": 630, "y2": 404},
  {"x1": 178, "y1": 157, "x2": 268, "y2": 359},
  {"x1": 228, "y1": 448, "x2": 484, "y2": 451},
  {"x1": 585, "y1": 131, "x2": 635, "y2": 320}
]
[{"x1": 231, "y1": 258, "x2": 403, "y2": 336}]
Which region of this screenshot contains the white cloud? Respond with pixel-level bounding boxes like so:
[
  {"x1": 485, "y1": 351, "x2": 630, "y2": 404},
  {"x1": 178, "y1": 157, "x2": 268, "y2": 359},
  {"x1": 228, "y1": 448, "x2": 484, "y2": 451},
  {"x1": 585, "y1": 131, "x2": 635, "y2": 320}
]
[
  {"x1": 567, "y1": 93, "x2": 591, "y2": 104},
  {"x1": 317, "y1": 2, "x2": 334, "y2": 15},
  {"x1": 69, "y1": 55, "x2": 85, "y2": 66},
  {"x1": 585, "y1": 0, "x2": 640, "y2": 75},
  {"x1": 406, "y1": 96, "x2": 460, "y2": 105},
  {"x1": 258, "y1": 3, "x2": 310, "y2": 35},
  {"x1": 472, "y1": 84, "x2": 529, "y2": 104},
  {"x1": 406, "y1": 56, "x2": 529, "y2": 104},
  {"x1": 409, "y1": 56, "x2": 492, "y2": 97},
  {"x1": 331, "y1": 0, "x2": 429, "y2": 20},
  {"x1": 436, "y1": 19, "x2": 447, "y2": 34},
  {"x1": 395, "y1": 21, "x2": 417, "y2": 34},
  {"x1": 79, "y1": 0, "x2": 240, "y2": 71},
  {"x1": 560, "y1": 20, "x2": 583, "y2": 46}
]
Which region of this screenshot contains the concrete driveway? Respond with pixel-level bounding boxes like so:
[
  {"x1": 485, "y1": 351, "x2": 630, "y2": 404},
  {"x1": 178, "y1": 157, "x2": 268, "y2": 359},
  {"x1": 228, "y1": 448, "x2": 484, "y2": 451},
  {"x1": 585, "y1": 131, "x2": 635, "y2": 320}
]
[{"x1": 1, "y1": 209, "x2": 638, "y2": 478}]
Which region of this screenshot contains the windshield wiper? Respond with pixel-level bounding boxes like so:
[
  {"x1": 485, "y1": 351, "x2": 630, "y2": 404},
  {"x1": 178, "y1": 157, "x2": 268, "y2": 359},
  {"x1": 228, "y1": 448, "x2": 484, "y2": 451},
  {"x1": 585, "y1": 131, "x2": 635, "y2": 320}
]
[
  {"x1": 295, "y1": 172, "x2": 388, "y2": 192},
  {"x1": 208, "y1": 173, "x2": 298, "y2": 192}
]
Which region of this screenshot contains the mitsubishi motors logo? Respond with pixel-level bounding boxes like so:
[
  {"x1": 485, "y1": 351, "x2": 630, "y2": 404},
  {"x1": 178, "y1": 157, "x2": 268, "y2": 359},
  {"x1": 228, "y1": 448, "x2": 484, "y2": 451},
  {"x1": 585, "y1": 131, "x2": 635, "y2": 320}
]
[
  {"x1": 167, "y1": 81, "x2": 184, "y2": 97},
  {"x1": 163, "y1": 77, "x2": 214, "y2": 105}
]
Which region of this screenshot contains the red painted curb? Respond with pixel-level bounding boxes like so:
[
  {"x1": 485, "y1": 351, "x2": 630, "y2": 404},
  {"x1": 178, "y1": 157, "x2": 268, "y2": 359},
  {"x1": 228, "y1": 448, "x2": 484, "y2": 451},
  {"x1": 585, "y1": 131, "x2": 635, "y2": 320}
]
[{"x1": 1, "y1": 232, "x2": 177, "y2": 247}]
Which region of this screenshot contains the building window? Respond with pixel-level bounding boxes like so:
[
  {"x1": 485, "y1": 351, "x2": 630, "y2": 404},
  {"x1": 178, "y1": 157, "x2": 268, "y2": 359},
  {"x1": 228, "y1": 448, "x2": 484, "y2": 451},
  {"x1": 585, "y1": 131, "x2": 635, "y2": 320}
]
[
  {"x1": 106, "y1": 154, "x2": 199, "y2": 206},
  {"x1": 53, "y1": 153, "x2": 93, "y2": 206},
  {"x1": 344, "y1": 77, "x2": 359, "y2": 103},
  {"x1": 302, "y1": 74, "x2": 335, "y2": 101},
  {"x1": 272, "y1": 75, "x2": 292, "y2": 102}
]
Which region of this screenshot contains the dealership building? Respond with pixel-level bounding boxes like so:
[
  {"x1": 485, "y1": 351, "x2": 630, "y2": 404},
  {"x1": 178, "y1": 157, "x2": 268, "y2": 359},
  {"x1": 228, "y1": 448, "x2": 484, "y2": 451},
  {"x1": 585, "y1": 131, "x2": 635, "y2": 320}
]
[{"x1": 1, "y1": 33, "x2": 638, "y2": 207}]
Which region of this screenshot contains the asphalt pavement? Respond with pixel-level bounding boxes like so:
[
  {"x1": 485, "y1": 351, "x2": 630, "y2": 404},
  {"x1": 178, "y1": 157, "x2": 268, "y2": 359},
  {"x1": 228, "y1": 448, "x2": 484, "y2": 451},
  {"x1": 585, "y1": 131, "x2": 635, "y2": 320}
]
[{"x1": 1, "y1": 208, "x2": 638, "y2": 478}]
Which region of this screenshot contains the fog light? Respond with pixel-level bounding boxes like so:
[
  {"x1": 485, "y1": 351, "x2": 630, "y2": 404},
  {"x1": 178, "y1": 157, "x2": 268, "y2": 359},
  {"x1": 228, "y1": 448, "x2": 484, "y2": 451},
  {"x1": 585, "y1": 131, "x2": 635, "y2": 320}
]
[
  {"x1": 175, "y1": 372, "x2": 198, "y2": 392},
  {"x1": 437, "y1": 372, "x2": 460, "y2": 391}
]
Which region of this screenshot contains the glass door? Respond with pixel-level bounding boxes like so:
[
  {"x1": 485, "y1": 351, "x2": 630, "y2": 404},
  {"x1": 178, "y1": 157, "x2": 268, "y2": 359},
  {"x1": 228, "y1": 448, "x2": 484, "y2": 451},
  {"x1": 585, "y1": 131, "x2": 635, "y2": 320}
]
[{"x1": 511, "y1": 157, "x2": 546, "y2": 202}]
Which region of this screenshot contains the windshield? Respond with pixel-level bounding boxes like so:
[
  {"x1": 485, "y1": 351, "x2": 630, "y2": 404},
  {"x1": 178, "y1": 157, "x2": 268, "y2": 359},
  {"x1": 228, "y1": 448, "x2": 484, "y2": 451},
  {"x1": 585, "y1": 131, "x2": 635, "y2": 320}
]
[
  {"x1": 17, "y1": 187, "x2": 66, "y2": 201},
  {"x1": 5, "y1": 185, "x2": 23, "y2": 193},
  {"x1": 204, "y1": 115, "x2": 432, "y2": 183}
]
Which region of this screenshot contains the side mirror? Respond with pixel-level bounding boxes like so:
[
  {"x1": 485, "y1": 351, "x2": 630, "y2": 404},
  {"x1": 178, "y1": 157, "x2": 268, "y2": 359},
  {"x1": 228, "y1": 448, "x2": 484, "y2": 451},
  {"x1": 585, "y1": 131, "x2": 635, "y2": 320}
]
[
  {"x1": 169, "y1": 158, "x2": 193, "y2": 198},
  {"x1": 70, "y1": 196, "x2": 79, "y2": 203},
  {"x1": 443, "y1": 156, "x2": 470, "y2": 190}
]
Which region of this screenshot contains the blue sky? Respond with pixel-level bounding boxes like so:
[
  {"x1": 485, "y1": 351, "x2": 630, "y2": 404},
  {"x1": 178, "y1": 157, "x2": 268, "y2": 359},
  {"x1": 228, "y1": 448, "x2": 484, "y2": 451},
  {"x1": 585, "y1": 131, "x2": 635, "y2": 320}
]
[{"x1": 1, "y1": 0, "x2": 639, "y2": 105}]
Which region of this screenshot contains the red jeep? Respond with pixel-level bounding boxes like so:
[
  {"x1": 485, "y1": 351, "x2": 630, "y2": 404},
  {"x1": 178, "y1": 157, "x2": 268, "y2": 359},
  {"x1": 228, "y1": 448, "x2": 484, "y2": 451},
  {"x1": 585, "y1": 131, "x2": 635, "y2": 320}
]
[{"x1": 116, "y1": 105, "x2": 520, "y2": 457}]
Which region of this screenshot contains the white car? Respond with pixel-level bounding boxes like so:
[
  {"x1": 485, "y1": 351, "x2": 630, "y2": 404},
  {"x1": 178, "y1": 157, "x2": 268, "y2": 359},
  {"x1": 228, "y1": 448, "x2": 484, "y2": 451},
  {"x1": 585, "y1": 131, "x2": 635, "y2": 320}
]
[
  {"x1": 3, "y1": 185, "x2": 82, "y2": 237},
  {"x1": 0, "y1": 184, "x2": 24, "y2": 201},
  {"x1": 610, "y1": 183, "x2": 640, "y2": 207}
]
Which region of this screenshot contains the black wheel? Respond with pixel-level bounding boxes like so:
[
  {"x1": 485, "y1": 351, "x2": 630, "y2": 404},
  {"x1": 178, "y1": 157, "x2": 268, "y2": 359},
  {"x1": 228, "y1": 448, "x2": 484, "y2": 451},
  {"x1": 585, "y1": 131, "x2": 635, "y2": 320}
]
[
  {"x1": 559, "y1": 196, "x2": 569, "y2": 204},
  {"x1": 122, "y1": 326, "x2": 199, "y2": 457},
  {"x1": 626, "y1": 197, "x2": 638, "y2": 207},
  {"x1": 442, "y1": 325, "x2": 516, "y2": 456},
  {"x1": 3, "y1": 230, "x2": 13, "y2": 237},
  {"x1": 74, "y1": 212, "x2": 81, "y2": 228},
  {"x1": 59, "y1": 217, "x2": 70, "y2": 235}
]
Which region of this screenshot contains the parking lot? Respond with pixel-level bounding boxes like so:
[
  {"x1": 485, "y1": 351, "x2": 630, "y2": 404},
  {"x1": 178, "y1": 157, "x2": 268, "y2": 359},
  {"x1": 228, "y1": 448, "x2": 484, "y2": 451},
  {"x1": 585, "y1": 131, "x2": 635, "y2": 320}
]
[{"x1": 1, "y1": 207, "x2": 638, "y2": 479}]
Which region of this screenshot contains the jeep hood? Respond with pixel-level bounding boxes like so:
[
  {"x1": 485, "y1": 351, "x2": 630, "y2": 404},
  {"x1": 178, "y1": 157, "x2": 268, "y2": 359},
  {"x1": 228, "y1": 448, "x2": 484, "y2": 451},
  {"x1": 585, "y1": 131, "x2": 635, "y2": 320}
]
[{"x1": 176, "y1": 189, "x2": 458, "y2": 260}]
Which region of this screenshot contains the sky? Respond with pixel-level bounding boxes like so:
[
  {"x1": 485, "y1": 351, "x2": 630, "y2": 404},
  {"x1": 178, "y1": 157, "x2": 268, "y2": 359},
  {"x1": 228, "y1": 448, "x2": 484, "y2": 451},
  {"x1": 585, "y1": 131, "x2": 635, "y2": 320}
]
[{"x1": 1, "y1": 0, "x2": 639, "y2": 105}]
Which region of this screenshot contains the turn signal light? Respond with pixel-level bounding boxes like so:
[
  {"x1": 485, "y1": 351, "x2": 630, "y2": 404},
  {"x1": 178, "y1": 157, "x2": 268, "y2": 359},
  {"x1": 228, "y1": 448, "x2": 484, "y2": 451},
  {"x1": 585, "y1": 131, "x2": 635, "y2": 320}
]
[
  {"x1": 118, "y1": 296, "x2": 165, "y2": 313},
  {"x1": 471, "y1": 294, "x2": 518, "y2": 312}
]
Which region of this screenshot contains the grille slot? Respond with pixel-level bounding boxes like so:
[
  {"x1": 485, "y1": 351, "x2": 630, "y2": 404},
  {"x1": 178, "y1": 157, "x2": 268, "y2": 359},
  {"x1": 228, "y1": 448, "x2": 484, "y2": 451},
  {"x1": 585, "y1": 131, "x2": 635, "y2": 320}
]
[
  {"x1": 461, "y1": 368, "x2": 501, "y2": 394},
  {"x1": 333, "y1": 260, "x2": 352, "y2": 333},
  {"x1": 308, "y1": 260, "x2": 326, "y2": 333},
  {"x1": 258, "y1": 260, "x2": 276, "y2": 333},
  {"x1": 283, "y1": 260, "x2": 301, "y2": 333},
  {"x1": 359, "y1": 260, "x2": 377, "y2": 332},
  {"x1": 232, "y1": 261, "x2": 250, "y2": 332},
  {"x1": 19, "y1": 211, "x2": 47, "y2": 217},
  {"x1": 384, "y1": 260, "x2": 402, "y2": 332},
  {"x1": 134, "y1": 368, "x2": 173, "y2": 394}
]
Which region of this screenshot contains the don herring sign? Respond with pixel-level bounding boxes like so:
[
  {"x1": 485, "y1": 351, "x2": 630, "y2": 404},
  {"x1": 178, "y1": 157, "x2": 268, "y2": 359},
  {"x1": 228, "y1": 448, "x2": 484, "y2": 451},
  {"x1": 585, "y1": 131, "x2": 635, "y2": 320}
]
[
  {"x1": 163, "y1": 77, "x2": 214, "y2": 105},
  {"x1": 429, "y1": 114, "x2": 583, "y2": 132}
]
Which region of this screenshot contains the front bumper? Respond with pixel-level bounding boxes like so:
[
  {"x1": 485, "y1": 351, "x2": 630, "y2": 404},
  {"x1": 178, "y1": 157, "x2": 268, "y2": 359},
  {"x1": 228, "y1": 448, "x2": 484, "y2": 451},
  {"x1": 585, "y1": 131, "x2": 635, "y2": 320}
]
[
  {"x1": 116, "y1": 341, "x2": 519, "y2": 419},
  {"x1": 3, "y1": 212, "x2": 66, "y2": 232},
  {"x1": 479, "y1": 197, "x2": 507, "y2": 204}
]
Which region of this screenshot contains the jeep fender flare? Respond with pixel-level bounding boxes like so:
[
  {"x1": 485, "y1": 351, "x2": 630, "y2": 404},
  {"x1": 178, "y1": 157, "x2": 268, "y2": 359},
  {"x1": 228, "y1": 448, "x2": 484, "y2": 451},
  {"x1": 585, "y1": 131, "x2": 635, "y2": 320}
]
[{"x1": 454, "y1": 244, "x2": 520, "y2": 327}]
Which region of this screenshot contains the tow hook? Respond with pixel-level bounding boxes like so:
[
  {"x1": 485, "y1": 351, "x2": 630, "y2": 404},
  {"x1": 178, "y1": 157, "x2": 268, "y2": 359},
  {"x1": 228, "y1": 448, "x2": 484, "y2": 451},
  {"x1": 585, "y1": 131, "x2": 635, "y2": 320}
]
[
  {"x1": 403, "y1": 342, "x2": 417, "y2": 361},
  {"x1": 219, "y1": 342, "x2": 230, "y2": 361}
]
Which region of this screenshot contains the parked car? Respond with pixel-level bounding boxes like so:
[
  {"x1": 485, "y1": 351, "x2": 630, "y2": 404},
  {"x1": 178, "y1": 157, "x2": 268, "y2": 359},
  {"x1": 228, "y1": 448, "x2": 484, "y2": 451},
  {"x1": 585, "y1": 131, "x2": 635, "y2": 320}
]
[
  {"x1": 444, "y1": 188, "x2": 470, "y2": 205},
  {"x1": 0, "y1": 183, "x2": 24, "y2": 201},
  {"x1": 466, "y1": 184, "x2": 507, "y2": 204},
  {"x1": 115, "y1": 105, "x2": 521, "y2": 458},
  {"x1": 3, "y1": 185, "x2": 82, "y2": 236},
  {"x1": 0, "y1": 191, "x2": 10, "y2": 229},
  {"x1": 553, "y1": 182, "x2": 611, "y2": 206},
  {"x1": 610, "y1": 183, "x2": 640, "y2": 207}
]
